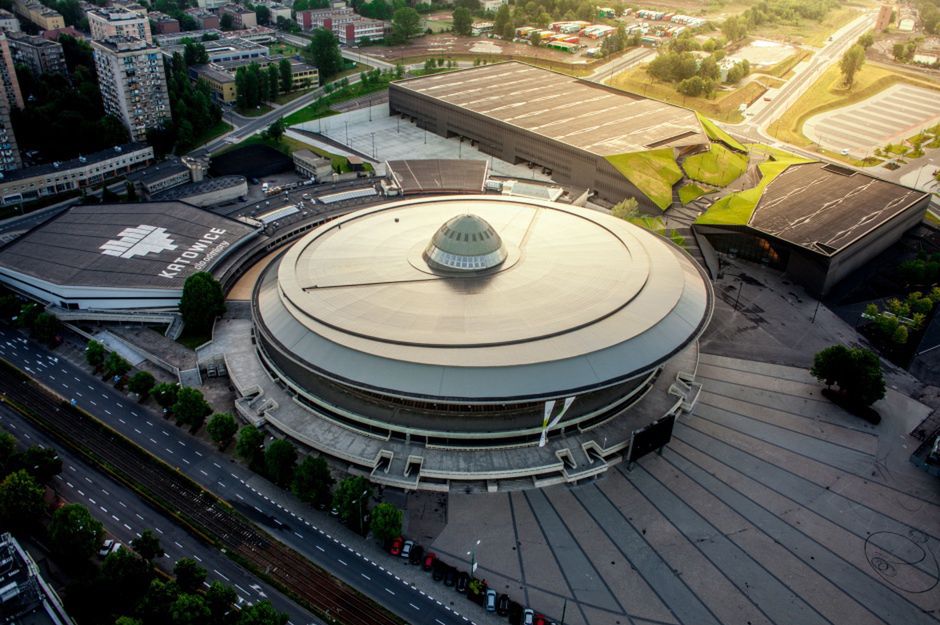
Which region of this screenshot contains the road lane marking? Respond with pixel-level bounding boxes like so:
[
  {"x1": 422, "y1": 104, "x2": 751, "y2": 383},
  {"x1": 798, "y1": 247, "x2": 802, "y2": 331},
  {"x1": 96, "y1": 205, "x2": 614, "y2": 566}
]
[
  {"x1": 192, "y1": 555, "x2": 202, "y2": 562},
  {"x1": 293, "y1": 532, "x2": 303, "y2": 539},
  {"x1": 337, "y1": 559, "x2": 347, "y2": 566},
  {"x1": 315, "y1": 545, "x2": 324, "y2": 552},
  {"x1": 385, "y1": 588, "x2": 395, "y2": 595},
  {"x1": 174, "y1": 542, "x2": 183, "y2": 549},
  {"x1": 213, "y1": 569, "x2": 230, "y2": 581},
  {"x1": 360, "y1": 573, "x2": 371, "y2": 581},
  {"x1": 409, "y1": 603, "x2": 420, "y2": 610}
]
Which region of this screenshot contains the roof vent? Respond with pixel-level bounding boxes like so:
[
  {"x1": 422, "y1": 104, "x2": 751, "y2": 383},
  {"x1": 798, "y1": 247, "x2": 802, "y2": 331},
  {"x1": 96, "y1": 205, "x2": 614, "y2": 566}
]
[
  {"x1": 424, "y1": 214, "x2": 507, "y2": 272},
  {"x1": 822, "y1": 163, "x2": 855, "y2": 176}
]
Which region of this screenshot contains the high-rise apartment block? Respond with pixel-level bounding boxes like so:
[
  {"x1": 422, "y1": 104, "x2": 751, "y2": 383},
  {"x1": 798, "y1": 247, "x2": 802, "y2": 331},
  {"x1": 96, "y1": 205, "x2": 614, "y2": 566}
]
[
  {"x1": 88, "y1": 6, "x2": 152, "y2": 43},
  {"x1": 92, "y1": 37, "x2": 171, "y2": 141},
  {"x1": 0, "y1": 9, "x2": 21, "y2": 32},
  {"x1": 0, "y1": 33, "x2": 21, "y2": 171},
  {"x1": 8, "y1": 31, "x2": 66, "y2": 76}
]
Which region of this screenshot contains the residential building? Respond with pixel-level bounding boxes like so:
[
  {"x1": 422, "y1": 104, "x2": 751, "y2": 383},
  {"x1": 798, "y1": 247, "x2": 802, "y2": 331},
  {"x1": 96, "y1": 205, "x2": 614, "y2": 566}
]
[
  {"x1": 0, "y1": 9, "x2": 21, "y2": 32},
  {"x1": 293, "y1": 149, "x2": 333, "y2": 181},
  {"x1": 255, "y1": 1, "x2": 291, "y2": 23},
  {"x1": 7, "y1": 31, "x2": 66, "y2": 75},
  {"x1": 190, "y1": 63, "x2": 236, "y2": 103},
  {"x1": 88, "y1": 6, "x2": 152, "y2": 44},
  {"x1": 875, "y1": 3, "x2": 892, "y2": 31},
  {"x1": 41, "y1": 26, "x2": 85, "y2": 41},
  {"x1": 193, "y1": 56, "x2": 317, "y2": 104},
  {"x1": 0, "y1": 533, "x2": 76, "y2": 625},
  {"x1": 294, "y1": 7, "x2": 386, "y2": 44},
  {"x1": 184, "y1": 7, "x2": 219, "y2": 30},
  {"x1": 0, "y1": 142, "x2": 153, "y2": 204},
  {"x1": 149, "y1": 11, "x2": 180, "y2": 34},
  {"x1": 12, "y1": 0, "x2": 64, "y2": 30},
  {"x1": 126, "y1": 155, "x2": 191, "y2": 196},
  {"x1": 92, "y1": 37, "x2": 171, "y2": 141},
  {"x1": 0, "y1": 31, "x2": 23, "y2": 110},
  {"x1": 196, "y1": 0, "x2": 227, "y2": 9},
  {"x1": 220, "y1": 4, "x2": 257, "y2": 29}
]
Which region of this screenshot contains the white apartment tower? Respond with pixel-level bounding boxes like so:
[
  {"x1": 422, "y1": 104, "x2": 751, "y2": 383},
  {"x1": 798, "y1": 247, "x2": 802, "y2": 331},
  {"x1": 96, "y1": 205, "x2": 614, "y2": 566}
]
[
  {"x1": 87, "y1": 7, "x2": 152, "y2": 44},
  {"x1": 92, "y1": 37, "x2": 171, "y2": 142}
]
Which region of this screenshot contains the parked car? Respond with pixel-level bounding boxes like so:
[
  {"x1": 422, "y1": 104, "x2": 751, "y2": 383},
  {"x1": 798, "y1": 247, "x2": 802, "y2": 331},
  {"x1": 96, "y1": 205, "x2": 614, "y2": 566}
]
[
  {"x1": 389, "y1": 536, "x2": 404, "y2": 556},
  {"x1": 409, "y1": 544, "x2": 424, "y2": 566},
  {"x1": 497, "y1": 594, "x2": 510, "y2": 616},
  {"x1": 508, "y1": 601, "x2": 524, "y2": 625},
  {"x1": 523, "y1": 608, "x2": 535, "y2": 625},
  {"x1": 534, "y1": 614, "x2": 547, "y2": 625},
  {"x1": 444, "y1": 566, "x2": 457, "y2": 587},
  {"x1": 432, "y1": 560, "x2": 446, "y2": 582},
  {"x1": 401, "y1": 540, "x2": 414, "y2": 560},
  {"x1": 98, "y1": 539, "x2": 114, "y2": 558},
  {"x1": 423, "y1": 551, "x2": 436, "y2": 571},
  {"x1": 486, "y1": 589, "x2": 497, "y2": 612},
  {"x1": 455, "y1": 571, "x2": 469, "y2": 593}
]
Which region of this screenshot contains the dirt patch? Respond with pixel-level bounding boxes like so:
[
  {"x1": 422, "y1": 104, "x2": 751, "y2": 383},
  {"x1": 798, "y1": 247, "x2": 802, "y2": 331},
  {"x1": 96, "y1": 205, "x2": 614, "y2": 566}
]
[{"x1": 211, "y1": 145, "x2": 292, "y2": 178}]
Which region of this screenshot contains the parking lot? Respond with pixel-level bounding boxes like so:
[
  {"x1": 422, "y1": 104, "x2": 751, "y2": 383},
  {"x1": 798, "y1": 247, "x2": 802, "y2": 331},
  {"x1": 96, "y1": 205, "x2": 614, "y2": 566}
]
[{"x1": 804, "y1": 83, "x2": 940, "y2": 157}]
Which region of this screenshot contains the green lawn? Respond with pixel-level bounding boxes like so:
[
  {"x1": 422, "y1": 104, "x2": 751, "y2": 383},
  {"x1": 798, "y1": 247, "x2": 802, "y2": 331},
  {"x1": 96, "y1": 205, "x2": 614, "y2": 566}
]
[
  {"x1": 195, "y1": 120, "x2": 232, "y2": 146},
  {"x1": 682, "y1": 144, "x2": 748, "y2": 188},
  {"x1": 274, "y1": 87, "x2": 317, "y2": 105},
  {"x1": 605, "y1": 148, "x2": 683, "y2": 211},
  {"x1": 695, "y1": 157, "x2": 804, "y2": 226},
  {"x1": 236, "y1": 104, "x2": 274, "y2": 117},
  {"x1": 696, "y1": 114, "x2": 746, "y2": 153},
  {"x1": 678, "y1": 183, "x2": 709, "y2": 205}
]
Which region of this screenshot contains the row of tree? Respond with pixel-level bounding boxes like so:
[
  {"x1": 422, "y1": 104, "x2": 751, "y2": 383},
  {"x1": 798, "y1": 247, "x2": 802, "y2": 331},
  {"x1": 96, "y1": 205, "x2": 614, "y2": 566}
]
[
  {"x1": 721, "y1": 0, "x2": 839, "y2": 42},
  {"x1": 235, "y1": 61, "x2": 294, "y2": 110}
]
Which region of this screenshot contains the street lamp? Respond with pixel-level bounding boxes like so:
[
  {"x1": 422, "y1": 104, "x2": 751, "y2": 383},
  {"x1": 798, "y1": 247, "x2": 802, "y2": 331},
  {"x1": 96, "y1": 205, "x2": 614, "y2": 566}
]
[
  {"x1": 356, "y1": 489, "x2": 369, "y2": 532},
  {"x1": 466, "y1": 539, "x2": 481, "y2": 575}
]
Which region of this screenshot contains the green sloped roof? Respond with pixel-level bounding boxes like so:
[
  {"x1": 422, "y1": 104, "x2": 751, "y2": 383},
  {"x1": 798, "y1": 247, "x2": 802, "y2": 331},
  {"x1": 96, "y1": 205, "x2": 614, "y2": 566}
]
[
  {"x1": 694, "y1": 159, "x2": 800, "y2": 226},
  {"x1": 696, "y1": 113, "x2": 747, "y2": 153},
  {"x1": 605, "y1": 148, "x2": 683, "y2": 211}
]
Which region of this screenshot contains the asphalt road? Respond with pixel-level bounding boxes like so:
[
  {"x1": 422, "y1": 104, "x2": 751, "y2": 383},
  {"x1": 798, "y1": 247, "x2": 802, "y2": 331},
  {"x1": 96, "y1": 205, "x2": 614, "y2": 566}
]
[
  {"x1": 0, "y1": 399, "x2": 317, "y2": 625},
  {"x1": 0, "y1": 328, "x2": 479, "y2": 625}
]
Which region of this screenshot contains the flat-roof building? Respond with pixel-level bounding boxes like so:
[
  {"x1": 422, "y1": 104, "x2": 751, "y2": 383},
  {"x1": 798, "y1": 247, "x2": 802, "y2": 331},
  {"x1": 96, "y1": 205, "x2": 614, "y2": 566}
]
[
  {"x1": 219, "y1": 4, "x2": 257, "y2": 29},
  {"x1": 13, "y1": 0, "x2": 64, "y2": 31},
  {"x1": 165, "y1": 36, "x2": 267, "y2": 63},
  {"x1": 92, "y1": 37, "x2": 171, "y2": 141},
  {"x1": 0, "y1": 33, "x2": 21, "y2": 172},
  {"x1": 0, "y1": 201, "x2": 258, "y2": 310},
  {"x1": 126, "y1": 156, "x2": 191, "y2": 197},
  {"x1": 693, "y1": 161, "x2": 931, "y2": 295},
  {"x1": 184, "y1": 7, "x2": 219, "y2": 29},
  {"x1": 87, "y1": 6, "x2": 152, "y2": 43},
  {"x1": 389, "y1": 62, "x2": 709, "y2": 208},
  {"x1": 0, "y1": 9, "x2": 21, "y2": 31},
  {"x1": 7, "y1": 31, "x2": 66, "y2": 76},
  {"x1": 149, "y1": 11, "x2": 180, "y2": 34},
  {"x1": 150, "y1": 175, "x2": 247, "y2": 206},
  {"x1": 0, "y1": 142, "x2": 154, "y2": 204},
  {"x1": 0, "y1": 533, "x2": 75, "y2": 625}
]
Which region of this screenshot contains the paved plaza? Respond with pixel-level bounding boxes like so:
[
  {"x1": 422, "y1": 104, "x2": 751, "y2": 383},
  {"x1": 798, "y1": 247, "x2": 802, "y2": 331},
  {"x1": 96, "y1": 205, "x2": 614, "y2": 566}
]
[
  {"x1": 428, "y1": 353, "x2": 940, "y2": 625},
  {"x1": 804, "y1": 84, "x2": 940, "y2": 157}
]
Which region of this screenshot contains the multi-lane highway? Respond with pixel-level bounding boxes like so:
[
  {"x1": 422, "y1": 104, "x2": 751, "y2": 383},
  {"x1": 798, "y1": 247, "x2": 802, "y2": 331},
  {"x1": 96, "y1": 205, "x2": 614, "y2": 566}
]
[
  {"x1": 0, "y1": 400, "x2": 316, "y2": 625},
  {"x1": 0, "y1": 328, "x2": 482, "y2": 625}
]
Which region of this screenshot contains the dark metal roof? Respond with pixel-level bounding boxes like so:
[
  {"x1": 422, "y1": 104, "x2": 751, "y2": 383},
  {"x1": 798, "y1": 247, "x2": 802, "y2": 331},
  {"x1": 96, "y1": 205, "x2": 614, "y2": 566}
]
[
  {"x1": 386, "y1": 159, "x2": 488, "y2": 195},
  {"x1": 0, "y1": 202, "x2": 256, "y2": 289},
  {"x1": 0, "y1": 142, "x2": 151, "y2": 183},
  {"x1": 750, "y1": 162, "x2": 928, "y2": 255}
]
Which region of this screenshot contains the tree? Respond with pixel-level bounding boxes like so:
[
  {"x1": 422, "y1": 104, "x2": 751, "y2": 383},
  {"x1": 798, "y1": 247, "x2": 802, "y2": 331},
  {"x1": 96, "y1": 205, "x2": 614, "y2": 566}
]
[
  {"x1": 220, "y1": 12, "x2": 234, "y2": 30},
  {"x1": 255, "y1": 5, "x2": 270, "y2": 24},
  {"x1": 102, "y1": 548, "x2": 155, "y2": 614},
  {"x1": 453, "y1": 7, "x2": 472, "y2": 36},
  {"x1": 31, "y1": 312, "x2": 59, "y2": 345},
  {"x1": 179, "y1": 272, "x2": 225, "y2": 336},
  {"x1": 183, "y1": 42, "x2": 209, "y2": 66},
  {"x1": 129, "y1": 371, "x2": 156, "y2": 400},
  {"x1": 236, "y1": 600, "x2": 288, "y2": 625},
  {"x1": 304, "y1": 28, "x2": 344, "y2": 83},
  {"x1": 104, "y1": 351, "x2": 131, "y2": 379},
  {"x1": 132, "y1": 529, "x2": 166, "y2": 563},
  {"x1": 15, "y1": 445, "x2": 62, "y2": 483},
  {"x1": 236, "y1": 425, "x2": 265, "y2": 467},
  {"x1": 0, "y1": 469, "x2": 45, "y2": 531},
  {"x1": 207, "y1": 413, "x2": 238, "y2": 449},
  {"x1": 174, "y1": 558, "x2": 208, "y2": 594},
  {"x1": 264, "y1": 117, "x2": 286, "y2": 143},
  {"x1": 390, "y1": 7, "x2": 422, "y2": 44},
  {"x1": 153, "y1": 382, "x2": 180, "y2": 410},
  {"x1": 137, "y1": 579, "x2": 179, "y2": 625},
  {"x1": 332, "y1": 476, "x2": 373, "y2": 532},
  {"x1": 206, "y1": 581, "x2": 237, "y2": 625},
  {"x1": 858, "y1": 31, "x2": 874, "y2": 49},
  {"x1": 292, "y1": 455, "x2": 334, "y2": 506},
  {"x1": 494, "y1": 3, "x2": 510, "y2": 37},
  {"x1": 264, "y1": 439, "x2": 297, "y2": 487},
  {"x1": 278, "y1": 58, "x2": 293, "y2": 93},
  {"x1": 172, "y1": 387, "x2": 211, "y2": 430},
  {"x1": 611, "y1": 197, "x2": 639, "y2": 220},
  {"x1": 369, "y1": 502, "x2": 402, "y2": 542},
  {"x1": 49, "y1": 503, "x2": 103, "y2": 564},
  {"x1": 171, "y1": 593, "x2": 211, "y2": 625},
  {"x1": 840, "y1": 44, "x2": 866, "y2": 88},
  {"x1": 811, "y1": 345, "x2": 886, "y2": 407},
  {"x1": 0, "y1": 429, "x2": 15, "y2": 475},
  {"x1": 721, "y1": 15, "x2": 748, "y2": 41},
  {"x1": 266, "y1": 64, "x2": 280, "y2": 101}
]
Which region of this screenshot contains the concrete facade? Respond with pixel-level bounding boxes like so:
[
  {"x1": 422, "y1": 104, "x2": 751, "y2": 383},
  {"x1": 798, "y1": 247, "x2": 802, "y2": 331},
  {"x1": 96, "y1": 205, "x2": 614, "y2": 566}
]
[
  {"x1": 7, "y1": 31, "x2": 66, "y2": 76},
  {"x1": 0, "y1": 32, "x2": 21, "y2": 172},
  {"x1": 87, "y1": 7, "x2": 153, "y2": 44},
  {"x1": 92, "y1": 37, "x2": 171, "y2": 142}
]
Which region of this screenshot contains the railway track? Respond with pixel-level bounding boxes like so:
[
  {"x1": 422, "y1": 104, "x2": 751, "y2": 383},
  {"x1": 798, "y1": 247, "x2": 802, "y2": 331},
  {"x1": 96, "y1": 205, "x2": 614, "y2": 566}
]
[{"x1": 0, "y1": 363, "x2": 403, "y2": 625}]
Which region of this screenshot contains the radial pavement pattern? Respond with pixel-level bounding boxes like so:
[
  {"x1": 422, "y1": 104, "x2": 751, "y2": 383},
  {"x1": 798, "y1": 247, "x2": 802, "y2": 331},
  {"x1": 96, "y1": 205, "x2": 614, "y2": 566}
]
[{"x1": 431, "y1": 353, "x2": 940, "y2": 625}]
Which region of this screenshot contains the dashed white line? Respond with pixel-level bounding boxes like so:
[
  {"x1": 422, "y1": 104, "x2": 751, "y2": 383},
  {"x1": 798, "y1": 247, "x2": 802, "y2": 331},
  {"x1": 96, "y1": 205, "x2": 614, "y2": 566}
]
[
  {"x1": 194, "y1": 451, "x2": 203, "y2": 457},
  {"x1": 213, "y1": 462, "x2": 221, "y2": 469},
  {"x1": 192, "y1": 555, "x2": 202, "y2": 562},
  {"x1": 199, "y1": 470, "x2": 208, "y2": 476},
  {"x1": 337, "y1": 559, "x2": 347, "y2": 566},
  {"x1": 213, "y1": 569, "x2": 230, "y2": 582},
  {"x1": 110, "y1": 515, "x2": 119, "y2": 522},
  {"x1": 123, "y1": 523, "x2": 132, "y2": 530},
  {"x1": 385, "y1": 588, "x2": 395, "y2": 595},
  {"x1": 409, "y1": 603, "x2": 420, "y2": 610},
  {"x1": 236, "y1": 493, "x2": 244, "y2": 500},
  {"x1": 360, "y1": 573, "x2": 371, "y2": 581},
  {"x1": 315, "y1": 545, "x2": 325, "y2": 552},
  {"x1": 149, "y1": 438, "x2": 158, "y2": 444},
  {"x1": 293, "y1": 532, "x2": 303, "y2": 539},
  {"x1": 174, "y1": 542, "x2": 183, "y2": 549},
  {"x1": 154, "y1": 527, "x2": 164, "y2": 534},
  {"x1": 118, "y1": 418, "x2": 126, "y2": 424},
  {"x1": 135, "y1": 514, "x2": 144, "y2": 520},
  {"x1": 134, "y1": 428, "x2": 142, "y2": 434}
]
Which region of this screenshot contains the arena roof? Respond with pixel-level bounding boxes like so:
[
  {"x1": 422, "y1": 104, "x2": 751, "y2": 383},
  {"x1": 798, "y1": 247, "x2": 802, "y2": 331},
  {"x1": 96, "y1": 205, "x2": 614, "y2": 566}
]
[
  {"x1": 0, "y1": 202, "x2": 257, "y2": 290},
  {"x1": 392, "y1": 62, "x2": 708, "y2": 156},
  {"x1": 750, "y1": 163, "x2": 928, "y2": 255},
  {"x1": 257, "y1": 196, "x2": 713, "y2": 400},
  {"x1": 386, "y1": 159, "x2": 489, "y2": 195}
]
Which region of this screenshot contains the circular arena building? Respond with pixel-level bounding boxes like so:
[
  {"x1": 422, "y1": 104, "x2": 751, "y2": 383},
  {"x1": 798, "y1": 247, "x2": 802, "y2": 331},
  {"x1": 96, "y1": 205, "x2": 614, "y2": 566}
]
[{"x1": 249, "y1": 195, "x2": 713, "y2": 490}]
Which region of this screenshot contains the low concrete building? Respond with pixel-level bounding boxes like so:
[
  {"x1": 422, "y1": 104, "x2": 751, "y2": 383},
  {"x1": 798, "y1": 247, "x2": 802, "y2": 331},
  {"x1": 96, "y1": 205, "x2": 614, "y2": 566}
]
[
  {"x1": 184, "y1": 7, "x2": 219, "y2": 29},
  {"x1": 693, "y1": 161, "x2": 931, "y2": 295},
  {"x1": 293, "y1": 149, "x2": 333, "y2": 181},
  {"x1": 0, "y1": 533, "x2": 75, "y2": 625},
  {"x1": 126, "y1": 156, "x2": 191, "y2": 197},
  {"x1": 149, "y1": 11, "x2": 180, "y2": 34},
  {"x1": 7, "y1": 31, "x2": 66, "y2": 75},
  {"x1": 191, "y1": 63, "x2": 236, "y2": 103},
  {"x1": 163, "y1": 35, "x2": 267, "y2": 63},
  {"x1": 219, "y1": 4, "x2": 257, "y2": 29},
  {"x1": 13, "y1": 0, "x2": 64, "y2": 30},
  {"x1": 0, "y1": 142, "x2": 154, "y2": 205},
  {"x1": 150, "y1": 175, "x2": 247, "y2": 206},
  {"x1": 196, "y1": 0, "x2": 227, "y2": 10}
]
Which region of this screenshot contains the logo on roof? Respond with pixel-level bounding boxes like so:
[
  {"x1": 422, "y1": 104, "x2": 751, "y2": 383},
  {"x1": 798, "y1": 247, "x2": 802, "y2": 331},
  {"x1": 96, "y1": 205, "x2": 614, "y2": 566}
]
[{"x1": 99, "y1": 225, "x2": 178, "y2": 259}]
